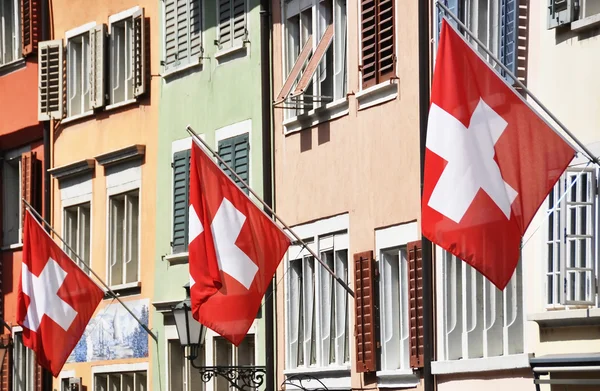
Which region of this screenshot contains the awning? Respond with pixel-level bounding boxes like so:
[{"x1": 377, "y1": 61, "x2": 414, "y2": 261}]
[{"x1": 530, "y1": 353, "x2": 600, "y2": 388}]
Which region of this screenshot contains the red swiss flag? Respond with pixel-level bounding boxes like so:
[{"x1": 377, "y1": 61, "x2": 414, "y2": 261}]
[
  {"x1": 17, "y1": 211, "x2": 104, "y2": 377},
  {"x1": 188, "y1": 140, "x2": 291, "y2": 345},
  {"x1": 422, "y1": 20, "x2": 576, "y2": 289}
]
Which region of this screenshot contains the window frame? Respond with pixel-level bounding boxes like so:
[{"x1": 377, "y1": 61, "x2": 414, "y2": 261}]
[
  {"x1": 2, "y1": 145, "x2": 31, "y2": 248},
  {"x1": 91, "y1": 363, "x2": 148, "y2": 391},
  {"x1": 13, "y1": 328, "x2": 35, "y2": 391},
  {"x1": 63, "y1": 201, "x2": 92, "y2": 273},
  {"x1": 280, "y1": 0, "x2": 349, "y2": 124},
  {"x1": 284, "y1": 214, "x2": 351, "y2": 373},
  {"x1": 65, "y1": 22, "x2": 96, "y2": 119},
  {"x1": 165, "y1": 325, "x2": 205, "y2": 391},
  {"x1": 161, "y1": 0, "x2": 204, "y2": 76},
  {"x1": 0, "y1": 0, "x2": 21, "y2": 67}
]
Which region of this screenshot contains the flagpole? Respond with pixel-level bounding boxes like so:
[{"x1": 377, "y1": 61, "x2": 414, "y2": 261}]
[
  {"x1": 436, "y1": 1, "x2": 600, "y2": 166},
  {"x1": 22, "y1": 200, "x2": 158, "y2": 342},
  {"x1": 185, "y1": 125, "x2": 355, "y2": 298}
]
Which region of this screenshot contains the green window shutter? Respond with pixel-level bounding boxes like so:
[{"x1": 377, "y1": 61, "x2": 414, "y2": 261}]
[
  {"x1": 172, "y1": 149, "x2": 191, "y2": 253},
  {"x1": 218, "y1": 133, "x2": 249, "y2": 194}
]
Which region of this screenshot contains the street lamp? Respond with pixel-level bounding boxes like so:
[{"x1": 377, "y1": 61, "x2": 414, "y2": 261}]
[{"x1": 171, "y1": 284, "x2": 267, "y2": 391}]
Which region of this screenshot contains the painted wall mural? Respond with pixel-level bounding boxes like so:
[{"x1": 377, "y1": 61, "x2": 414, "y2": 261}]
[{"x1": 67, "y1": 298, "x2": 150, "y2": 363}]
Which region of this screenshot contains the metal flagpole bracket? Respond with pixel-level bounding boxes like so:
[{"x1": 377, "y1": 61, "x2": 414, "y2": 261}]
[
  {"x1": 435, "y1": 0, "x2": 600, "y2": 167},
  {"x1": 190, "y1": 363, "x2": 267, "y2": 391},
  {"x1": 281, "y1": 374, "x2": 330, "y2": 390},
  {"x1": 185, "y1": 125, "x2": 355, "y2": 298}
]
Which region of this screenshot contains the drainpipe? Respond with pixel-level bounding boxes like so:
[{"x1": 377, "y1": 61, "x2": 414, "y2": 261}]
[
  {"x1": 259, "y1": 0, "x2": 275, "y2": 391},
  {"x1": 41, "y1": 0, "x2": 53, "y2": 389},
  {"x1": 418, "y1": 0, "x2": 434, "y2": 391}
]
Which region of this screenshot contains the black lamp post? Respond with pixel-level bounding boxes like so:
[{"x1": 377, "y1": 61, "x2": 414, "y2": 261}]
[{"x1": 171, "y1": 284, "x2": 266, "y2": 391}]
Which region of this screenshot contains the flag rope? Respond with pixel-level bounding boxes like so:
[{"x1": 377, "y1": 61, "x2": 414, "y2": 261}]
[
  {"x1": 185, "y1": 125, "x2": 355, "y2": 299},
  {"x1": 22, "y1": 201, "x2": 159, "y2": 342},
  {"x1": 436, "y1": 1, "x2": 600, "y2": 167},
  {"x1": 520, "y1": 161, "x2": 592, "y2": 250}
]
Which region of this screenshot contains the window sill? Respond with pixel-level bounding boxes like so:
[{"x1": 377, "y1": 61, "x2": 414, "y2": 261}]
[
  {"x1": 528, "y1": 308, "x2": 600, "y2": 328},
  {"x1": 108, "y1": 281, "x2": 142, "y2": 297},
  {"x1": 283, "y1": 98, "x2": 350, "y2": 134},
  {"x1": 283, "y1": 366, "x2": 351, "y2": 390},
  {"x1": 571, "y1": 14, "x2": 600, "y2": 32},
  {"x1": 164, "y1": 252, "x2": 188, "y2": 265},
  {"x1": 431, "y1": 353, "x2": 532, "y2": 375},
  {"x1": 105, "y1": 98, "x2": 138, "y2": 111},
  {"x1": 62, "y1": 110, "x2": 95, "y2": 125},
  {"x1": 376, "y1": 369, "x2": 419, "y2": 388},
  {"x1": 162, "y1": 58, "x2": 202, "y2": 80},
  {"x1": 1, "y1": 243, "x2": 23, "y2": 251},
  {"x1": 0, "y1": 58, "x2": 26, "y2": 76},
  {"x1": 355, "y1": 79, "x2": 399, "y2": 111},
  {"x1": 215, "y1": 44, "x2": 247, "y2": 61}
]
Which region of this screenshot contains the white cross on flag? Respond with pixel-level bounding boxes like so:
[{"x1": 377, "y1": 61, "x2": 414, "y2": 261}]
[
  {"x1": 188, "y1": 140, "x2": 291, "y2": 345},
  {"x1": 422, "y1": 20, "x2": 576, "y2": 289},
  {"x1": 17, "y1": 211, "x2": 104, "y2": 377}
]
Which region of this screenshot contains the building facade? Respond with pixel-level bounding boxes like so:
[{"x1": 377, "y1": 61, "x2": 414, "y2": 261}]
[
  {"x1": 271, "y1": 0, "x2": 424, "y2": 389},
  {"x1": 0, "y1": 0, "x2": 48, "y2": 389},
  {"x1": 35, "y1": 0, "x2": 160, "y2": 388},
  {"x1": 150, "y1": 0, "x2": 269, "y2": 390}
]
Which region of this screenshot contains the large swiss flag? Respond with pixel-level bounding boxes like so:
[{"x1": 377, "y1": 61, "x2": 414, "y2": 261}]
[
  {"x1": 188, "y1": 140, "x2": 291, "y2": 345},
  {"x1": 422, "y1": 20, "x2": 576, "y2": 289},
  {"x1": 17, "y1": 211, "x2": 104, "y2": 377}
]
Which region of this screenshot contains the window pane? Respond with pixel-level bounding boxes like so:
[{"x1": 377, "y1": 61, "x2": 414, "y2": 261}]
[
  {"x1": 80, "y1": 203, "x2": 92, "y2": 269},
  {"x1": 126, "y1": 192, "x2": 139, "y2": 283},
  {"x1": 214, "y1": 337, "x2": 232, "y2": 391},
  {"x1": 123, "y1": 373, "x2": 134, "y2": 391},
  {"x1": 169, "y1": 340, "x2": 185, "y2": 391},
  {"x1": 2, "y1": 158, "x2": 20, "y2": 245},
  {"x1": 135, "y1": 372, "x2": 146, "y2": 391},
  {"x1": 95, "y1": 375, "x2": 108, "y2": 391},
  {"x1": 110, "y1": 196, "x2": 125, "y2": 286},
  {"x1": 108, "y1": 374, "x2": 120, "y2": 391}
]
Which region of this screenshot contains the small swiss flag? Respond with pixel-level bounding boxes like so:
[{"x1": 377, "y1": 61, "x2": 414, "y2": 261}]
[
  {"x1": 17, "y1": 210, "x2": 104, "y2": 377},
  {"x1": 188, "y1": 140, "x2": 291, "y2": 345},
  {"x1": 422, "y1": 20, "x2": 576, "y2": 289}
]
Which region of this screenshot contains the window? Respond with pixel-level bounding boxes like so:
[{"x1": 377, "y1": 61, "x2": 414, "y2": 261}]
[
  {"x1": 13, "y1": 332, "x2": 35, "y2": 391},
  {"x1": 109, "y1": 7, "x2": 145, "y2": 105},
  {"x1": 168, "y1": 339, "x2": 204, "y2": 391},
  {"x1": 279, "y1": 0, "x2": 347, "y2": 116},
  {"x1": 217, "y1": 133, "x2": 249, "y2": 194},
  {"x1": 548, "y1": 0, "x2": 600, "y2": 28},
  {"x1": 286, "y1": 229, "x2": 350, "y2": 369},
  {"x1": 108, "y1": 190, "x2": 140, "y2": 287},
  {"x1": 437, "y1": 0, "x2": 517, "y2": 75},
  {"x1": 172, "y1": 149, "x2": 192, "y2": 254},
  {"x1": 437, "y1": 251, "x2": 523, "y2": 361},
  {"x1": 64, "y1": 202, "x2": 91, "y2": 271},
  {"x1": 94, "y1": 371, "x2": 147, "y2": 391},
  {"x1": 214, "y1": 335, "x2": 254, "y2": 391},
  {"x1": 379, "y1": 247, "x2": 410, "y2": 371},
  {"x1": 67, "y1": 32, "x2": 92, "y2": 116},
  {"x1": 360, "y1": 0, "x2": 395, "y2": 88},
  {"x1": 163, "y1": 0, "x2": 202, "y2": 73},
  {"x1": 2, "y1": 153, "x2": 21, "y2": 246},
  {"x1": 217, "y1": 0, "x2": 247, "y2": 50},
  {"x1": 546, "y1": 168, "x2": 597, "y2": 306},
  {"x1": 0, "y1": 0, "x2": 19, "y2": 66}
]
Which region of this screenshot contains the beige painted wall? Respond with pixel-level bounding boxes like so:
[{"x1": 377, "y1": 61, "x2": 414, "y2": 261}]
[
  {"x1": 436, "y1": 369, "x2": 534, "y2": 391},
  {"x1": 49, "y1": 0, "x2": 159, "y2": 387},
  {"x1": 271, "y1": 0, "x2": 422, "y2": 389}
]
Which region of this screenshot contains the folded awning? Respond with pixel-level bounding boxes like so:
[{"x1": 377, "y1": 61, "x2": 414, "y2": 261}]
[{"x1": 530, "y1": 353, "x2": 600, "y2": 388}]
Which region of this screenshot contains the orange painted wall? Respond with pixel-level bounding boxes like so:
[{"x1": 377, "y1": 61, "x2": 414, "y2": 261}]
[{"x1": 0, "y1": 59, "x2": 40, "y2": 137}]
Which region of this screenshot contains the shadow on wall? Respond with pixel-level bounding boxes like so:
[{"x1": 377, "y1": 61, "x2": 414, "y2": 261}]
[{"x1": 540, "y1": 326, "x2": 600, "y2": 343}]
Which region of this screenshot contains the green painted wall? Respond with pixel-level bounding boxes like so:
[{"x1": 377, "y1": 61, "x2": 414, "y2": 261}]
[{"x1": 151, "y1": 0, "x2": 267, "y2": 389}]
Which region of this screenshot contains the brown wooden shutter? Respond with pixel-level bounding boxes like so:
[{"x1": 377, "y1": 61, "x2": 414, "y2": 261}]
[
  {"x1": 361, "y1": 0, "x2": 396, "y2": 88},
  {"x1": 361, "y1": 0, "x2": 377, "y2": 88},
  {"x1": 21, "y1": 152, "x2": 41, "y2": 226},
  {"x1": 34, "y1": 364, "x2": 43, "y2": 391},
  {"x1": 377, "y1": 0, "x2": 395, "y2": 82},
  {"x1": 354, "y1": 251, "x2": 377, "y2": 373},
  {"x1": 407, "y1": 240, "x2": 424, "y2": 368},
  {"x1": 0, "y1": 335, "x2": 11, "y2": 391},
  {"x1": 21, "y1": 0, "x2": 40, "y2": 56}
]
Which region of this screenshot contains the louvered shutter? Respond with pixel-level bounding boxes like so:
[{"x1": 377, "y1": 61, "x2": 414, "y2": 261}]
[
  {"x1": 133, "y1": 8, "x2": 146, "y2": 97},
  {"x1": 232, "y1": 0, "x2": 246, "y2": 43},
  {"x1": 377, "y1": 0, "x2": 394, "y2": 82},
  {"x1": 218, "y1": 0, "x2": 232, "y2": 47},
  {"x1": 354, "y1": 251, "x2": 377, "y2": 373},
  {"x1": 548, "y1": 0, "x2": 574, "y2": 29},
  {"x1": 218, "y1": 133, "x2": 249, "y2": 194},
  {"x1": 499, "y1": 0, "x2": 517, "y2": 76},
  {"x1": 0, "y1": 335, "x2": 11, "y2": 391},
  {"x1": 90, "y1": 24, "x2": 106, "y2": 109},
  {"x1": 360, "y1": 0, "x2": 376, "y2": 88},
  {"x1": 21, "y1": 152, "x2": 40, "y2": 228},
  {"x1": 176, "y1": 0, "x2": 189, "y2": 63},
  {"x1": 38, "y1": 40, "x2": 63, "y2": 121},
  {"x1": 21, "y1": 0, "x2": 39, "y2": 55},
  {"x1": 189, "y1": 0, "x2": 202, "y2": 57},
  {"x1": 407, "y1": 240, "x2": 424, "y2": 368},
  {"x1": 164, "y1": 0, "x2": 178, "y2": 67},
  {"x1": 437, "y1": 0, "x2": 460, "y2": 39},
  {"x1": 172, "y1": 150, "x2": 191, "y2": 253}
]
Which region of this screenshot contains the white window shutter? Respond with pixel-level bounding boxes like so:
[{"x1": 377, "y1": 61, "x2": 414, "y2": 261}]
[
  {"x1": 38, "y1": 40, "x2": 63, "y2": 121},
  {"x1": 218, "y1": 0, "x2": 232, "y2": 48},
  {"x1": 90, "y1": 24, "x2": 106, "y2": 109},
  {"x1": 164, "y1": 0, "x2": 178, "y2": 68},
  {"x1": 133, "y1": 7, "x2": 146, "y2": 97}
]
